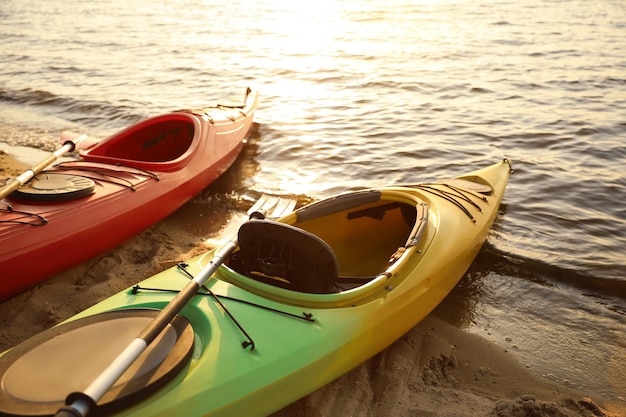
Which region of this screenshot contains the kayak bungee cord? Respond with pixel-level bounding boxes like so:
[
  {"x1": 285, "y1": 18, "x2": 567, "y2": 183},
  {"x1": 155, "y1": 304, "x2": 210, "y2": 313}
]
[
  {"x1": 52, "y1": 162, "x2": 159, "y2": 191},
  {"x1": 415, "y1": 159, "x2": 513, "y2": 221},
  {"x1": 55, "y1": 161, "x2": 160, "y2": 182},
  {"x1": 439, "y1": 185, "x2": 486, "y2": 211},
  {"x1": 444, "y1": 183, "x2": 489, "y2": 203},
  {"x1": 130, "y1": 284, "x2": 316, "y2": 323},
  {"x1": 175, "y1": 262, "x2": 256, "y2": 351},
  {"x1": 415, "y1": 185, "x2": 477, "y2": 222},
  {"x1": 0, "y1": 206, "x2": 48, "y2": 226}
]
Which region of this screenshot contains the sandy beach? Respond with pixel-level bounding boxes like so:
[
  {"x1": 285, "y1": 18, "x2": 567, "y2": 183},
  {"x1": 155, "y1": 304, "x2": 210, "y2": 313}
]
[{"x1": 0, "y1": 149, "x2": 623, "y2": 417}]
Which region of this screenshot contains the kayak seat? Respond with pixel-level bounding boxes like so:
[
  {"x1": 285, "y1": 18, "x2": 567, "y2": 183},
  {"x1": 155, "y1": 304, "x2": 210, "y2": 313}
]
[{"x1": 237, "y1": 220, "x2": 339, "y2": 294}]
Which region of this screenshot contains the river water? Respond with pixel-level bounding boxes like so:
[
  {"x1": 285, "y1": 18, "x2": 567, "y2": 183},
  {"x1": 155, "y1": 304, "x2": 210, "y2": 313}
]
[{"x1": 1, "y1": 0, "x2": 624, "y2": 406}]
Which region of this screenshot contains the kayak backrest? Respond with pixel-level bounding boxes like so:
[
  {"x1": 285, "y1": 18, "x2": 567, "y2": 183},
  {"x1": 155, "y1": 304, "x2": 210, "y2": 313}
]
[{"x1": 237, "y1": 220, "x2": 338, "y2": 294}]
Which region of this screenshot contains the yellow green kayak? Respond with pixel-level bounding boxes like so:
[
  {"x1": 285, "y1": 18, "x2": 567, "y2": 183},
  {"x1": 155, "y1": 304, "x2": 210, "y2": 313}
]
[{"x1": 0, "y1": 159, "x2": 511, "y2": 417}]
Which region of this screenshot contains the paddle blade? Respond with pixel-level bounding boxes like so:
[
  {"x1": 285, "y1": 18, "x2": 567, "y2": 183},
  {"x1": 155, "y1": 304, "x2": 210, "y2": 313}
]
[{"x1": 247, "y1": 195, "x2": 297, "y2": 220}]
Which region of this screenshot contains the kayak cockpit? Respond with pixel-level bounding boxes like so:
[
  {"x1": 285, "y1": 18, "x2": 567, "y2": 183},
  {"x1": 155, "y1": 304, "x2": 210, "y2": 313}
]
[
  {"x1": 81, "y1": 114, "x2": 199, "y2": 170},
  {"x1": 221, "y1": 190, "x2": 429, "y2": 304}
]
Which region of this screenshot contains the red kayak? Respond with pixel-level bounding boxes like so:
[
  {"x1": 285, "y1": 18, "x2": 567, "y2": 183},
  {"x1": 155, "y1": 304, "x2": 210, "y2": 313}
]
[{"x1": 0, "y1": 87, "x2": 258, "y2": 300}]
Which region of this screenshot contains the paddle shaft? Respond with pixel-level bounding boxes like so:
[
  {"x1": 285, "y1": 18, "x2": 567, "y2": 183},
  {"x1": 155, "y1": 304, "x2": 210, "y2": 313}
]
[
  {"x1": 0, "y1": 135, "x2": 87, "y2": 200},
  {"x1": 56, "y1": 240, "x2": 238, "y2": 417}
]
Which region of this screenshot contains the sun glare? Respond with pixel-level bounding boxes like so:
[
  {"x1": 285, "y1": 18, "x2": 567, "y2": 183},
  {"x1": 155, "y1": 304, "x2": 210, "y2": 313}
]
[{"x1": 257, "y1": 1, "x2": 345, "y2": 57}]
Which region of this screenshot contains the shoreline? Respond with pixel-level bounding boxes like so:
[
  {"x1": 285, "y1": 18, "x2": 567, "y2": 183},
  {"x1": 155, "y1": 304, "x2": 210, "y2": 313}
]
[{"x1": 0, "y1": 147, "x2": 623, "y2": 417}]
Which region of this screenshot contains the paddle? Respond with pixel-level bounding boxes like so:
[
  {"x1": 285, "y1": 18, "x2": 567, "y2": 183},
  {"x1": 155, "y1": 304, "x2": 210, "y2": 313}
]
[
  {"x1": 55, "y1": 195, "x2": 297, "y2": 417},
  {"x1": 0, "y1": 133, "x2": 87, "y2": 200}
]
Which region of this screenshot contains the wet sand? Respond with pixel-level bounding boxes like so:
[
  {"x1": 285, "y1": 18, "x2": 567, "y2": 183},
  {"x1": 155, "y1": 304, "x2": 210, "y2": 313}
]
[{"x1": 0, "y1": 148, "x2": 623, "y2": 417}]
